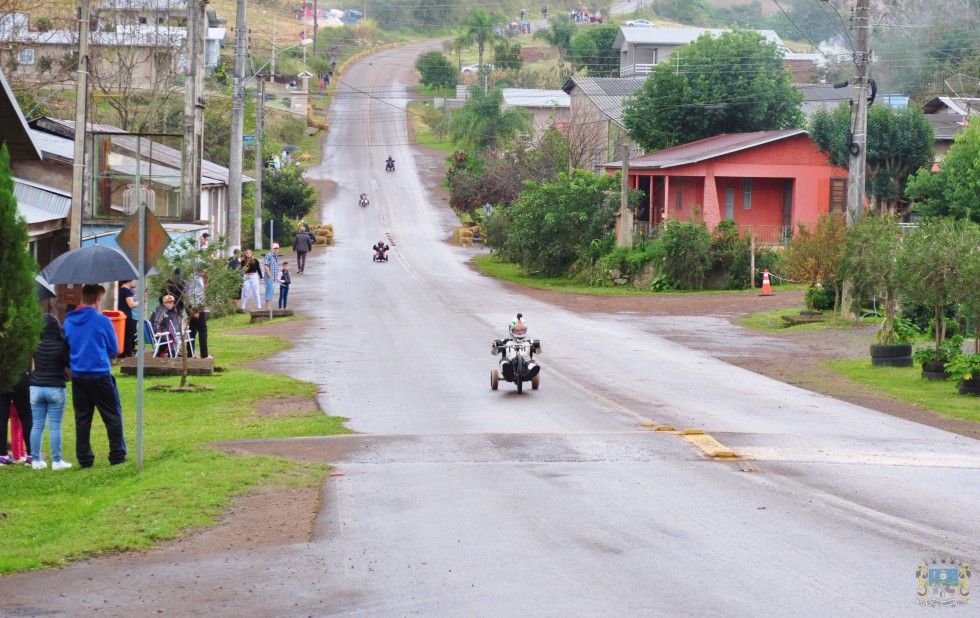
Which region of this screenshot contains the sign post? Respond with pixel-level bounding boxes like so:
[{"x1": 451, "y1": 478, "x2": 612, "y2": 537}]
[{"x1": 117, "y1": 175, "x2": 172, "y2": 471}]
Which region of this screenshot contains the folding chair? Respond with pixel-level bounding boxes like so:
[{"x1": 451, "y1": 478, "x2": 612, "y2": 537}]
[{"x1": 143, "y1": 320, "x2": 173, "y2": 357}]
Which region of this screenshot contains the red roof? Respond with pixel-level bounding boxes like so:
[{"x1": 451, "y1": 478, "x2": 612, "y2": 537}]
[{"x1": 607, "y1": 129, "x2": 808, "y2": 169}]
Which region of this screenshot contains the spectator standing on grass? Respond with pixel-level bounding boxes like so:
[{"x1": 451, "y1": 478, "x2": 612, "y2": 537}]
[
  {"x1": 293, "y1": 227, "x2": 312, "y2": 274},
  {"x1": 0, "y1": 368, "x2": 32, "y2": 465},
  {"x1": 117, "y1": 279, "x2": 139, "y2": 357},
  {"x1": 279, "y1": 261, "x2": 292, "y2": 309},
  {"x1": 240, "y1": 249, "x2": 262, "y2": 311},
  {"x1": 185, "y1": 272, "x2": 209, "y2": 359},
  {"x1": 64, "y1": 284, "x2": 126, "y2": 467},
  {"x1": 28, "y1": 311, "x2": 71, "y2": 470},
  {"x1": 263, "y1": 243, "x2": 282, "y2": 310},
  {"x1": 227, "y1": 249, "x2": 241, "y2": 271}
]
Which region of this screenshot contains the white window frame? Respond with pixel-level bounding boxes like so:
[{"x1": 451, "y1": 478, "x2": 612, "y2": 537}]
[{"x1": 17, "y1": 48, "x2": 35, "y2": 65}]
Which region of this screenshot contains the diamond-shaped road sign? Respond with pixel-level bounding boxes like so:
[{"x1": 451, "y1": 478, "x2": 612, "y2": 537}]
[{"x1": 116, "y1": 207, "x2": 172, "y2": 275}]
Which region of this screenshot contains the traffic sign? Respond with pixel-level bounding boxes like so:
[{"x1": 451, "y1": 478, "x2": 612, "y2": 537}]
[{"x1": 116, "y1": 207, "x2": 171, "y2": 275}]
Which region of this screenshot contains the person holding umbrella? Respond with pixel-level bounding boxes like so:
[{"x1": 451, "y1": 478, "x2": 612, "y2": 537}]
[{"x1": 64, "y1": 284, "x2": 127, "y2": 467}]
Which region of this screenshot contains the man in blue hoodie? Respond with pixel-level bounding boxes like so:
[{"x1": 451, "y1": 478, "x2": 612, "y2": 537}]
[{"x1": 64, "y1": 284, "x2": 126, "y2": 467}]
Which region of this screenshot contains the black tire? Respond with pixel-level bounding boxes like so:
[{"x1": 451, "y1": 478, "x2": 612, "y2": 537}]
[
  {"x1": 516, "y1": 378, "x2": 523, "y2": 394},
  {"x1": 531, "y1": 374, "x2": 540, "y2": 390},
  {"x1": 921, "y1": 369, "x2": 949, "y2": 380},
  {"x1": 870, "y1": 344, "x2": 912, "y2": 358},
  {"x1": 959, "y1": 379, "x2": 980, "y2": 396},
  {"x1": 871, "y1": 356, "x2": 913, "y2": 367},
  {"x1": 490, "y1": 369, "x2": 499, "y2": 391}
]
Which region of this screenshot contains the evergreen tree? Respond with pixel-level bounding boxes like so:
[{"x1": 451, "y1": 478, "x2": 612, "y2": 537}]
[{"x1": 0, "y1": 144, "x2": 42, "y2": 392}]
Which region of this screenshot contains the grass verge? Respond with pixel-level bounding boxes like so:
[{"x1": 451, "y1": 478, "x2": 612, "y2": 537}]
[
  {"x1": 473, "y1": 253, "x2": 802, "y2": 298},
  {"x1": 0, "y1": 313, "x2": 347, "y2": 573},
  {"x1": 407, "y1": 101, "x2": 456, "y2": 154},
  {"x1": 826, "y1": 360, "x2": 980, "y2": 423},
  {"x1": 739, "y1": 307, "x2": 880, "y2": 332}
]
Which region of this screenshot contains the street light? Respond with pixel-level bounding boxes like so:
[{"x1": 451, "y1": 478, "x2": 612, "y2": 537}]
[{"x1": 250, "y1": 37, "x2": 313, "y2": 251}]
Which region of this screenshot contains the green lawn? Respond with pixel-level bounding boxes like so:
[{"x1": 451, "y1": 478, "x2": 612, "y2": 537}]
[
  {"x1": 408, "y1": 101, "x2": 456, "y2": 154},
  {"x1": 0, "y1": 313, "x2": 347, "y2": 573},
  {"x1": 739, "y1": 307, "x2": 880, "y2": 332},
  {"x1": 473, "y1": 253, "x2": 802, "y2": 298},
  {"x1": 827, "y1": 360, "x2": 980, "y2": 423}
]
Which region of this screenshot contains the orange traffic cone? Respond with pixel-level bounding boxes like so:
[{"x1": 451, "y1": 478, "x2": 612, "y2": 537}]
[{"x1": 760, "y1": 269, "x2": 773, "y2": 296}]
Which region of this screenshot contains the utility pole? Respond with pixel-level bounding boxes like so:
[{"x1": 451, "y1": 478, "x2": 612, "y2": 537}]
[
  {"x1": 312, "y1": 0, "x2": 318, "y2": 56},
  {"x1": 254, "y1": 78, "x2": 265, "y2": 250},
  {"x1": 841, "y1": 0, "x2": 871, "y2": 318},
  {"x1": 181, "y1": 0, "x2": 200, "y2": 221},
  {"x1": 616, "y1": 139, "x2": 633, "y2": 247},
  {"x1": 69, "y1": 0, "x2": 91, "y2": 250},
  {"x1": 194, "y1": 0, "x2": 206, "y2": 222},
  {"x1": 228, "y1": 0, "x2": 248, "y2": 252},
  {"x1": 846, "y1": 0, "x2": 871, "y2": 225}
]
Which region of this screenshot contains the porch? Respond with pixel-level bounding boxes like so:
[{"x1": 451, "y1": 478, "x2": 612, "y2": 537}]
[{"x1": 630, "y1": 173, "x2": 796, "y2": 245}]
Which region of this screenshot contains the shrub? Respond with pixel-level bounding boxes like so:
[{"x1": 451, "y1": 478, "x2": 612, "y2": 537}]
[
  {"x1": 805, "y1": 285, "x2": 834, "y2": 311},
  {"x1": 753, "y1": 248, "x2": 782, "y2": 286},
  {"x1": 415, "y1": 51, "x2": 456, "y2": 90},
  {"x1": 710, "y1": 220, "x2": 752, "y2": 289},
  {"x1": 945, "y1": 353, "x2": 980, "y2": 386},
  {"x1": 482, "y1": 207, "x2": 512, "y2": 251},
  {"x1": 660, "y1": 220, "x2": 712, "y2": 289},
  {"x1": 913, "y1": 335, "x2": 964, "y2": 365}
]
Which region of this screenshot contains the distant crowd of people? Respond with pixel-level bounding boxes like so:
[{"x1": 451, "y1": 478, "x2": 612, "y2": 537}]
[{"x1": 229, "y1": 222, "x2": 314, "y2": 312}]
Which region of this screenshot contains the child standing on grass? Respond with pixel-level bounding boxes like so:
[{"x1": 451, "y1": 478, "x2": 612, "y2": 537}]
[{"x1": 278, "y1": 261, "x2": 291, "y2": 309}]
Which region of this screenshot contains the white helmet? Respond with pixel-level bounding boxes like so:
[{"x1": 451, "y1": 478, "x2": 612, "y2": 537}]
[{"x1": 508, "y1": 313, "x2": 528, "y2": 340}]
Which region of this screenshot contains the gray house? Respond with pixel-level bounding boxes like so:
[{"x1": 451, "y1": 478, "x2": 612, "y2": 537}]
[{"x1": 614, "y1": 26, "x2": 786, "y2": 77}]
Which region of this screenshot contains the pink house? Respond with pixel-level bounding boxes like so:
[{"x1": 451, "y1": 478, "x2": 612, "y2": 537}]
[{"x1": 605, "y1": 129, "x2": 848, "y2": 243}]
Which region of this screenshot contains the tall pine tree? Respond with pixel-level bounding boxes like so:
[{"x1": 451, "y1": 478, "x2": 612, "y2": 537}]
[{"x1": 0, "y1": 144, "x2": 42, "y2": 391}]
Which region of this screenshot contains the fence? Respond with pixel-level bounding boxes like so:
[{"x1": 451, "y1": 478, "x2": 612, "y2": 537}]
[{"x1": 632, "y1": 222, "x2": 792, "y2": 245}]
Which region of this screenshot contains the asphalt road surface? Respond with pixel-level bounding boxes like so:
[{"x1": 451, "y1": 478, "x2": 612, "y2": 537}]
[{"x1": 2, "y1": 43, "x2": 978, "y2": 617}]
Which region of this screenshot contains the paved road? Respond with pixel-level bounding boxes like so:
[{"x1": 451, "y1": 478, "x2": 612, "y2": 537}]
[{"x1": 2, "y1": 43, "x2": 977, "y2": 617}]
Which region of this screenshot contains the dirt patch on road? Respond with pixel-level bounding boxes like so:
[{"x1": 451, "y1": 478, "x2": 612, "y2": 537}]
[{"x1": 255, "y1": 394, "x2": 319, "y2": 417}]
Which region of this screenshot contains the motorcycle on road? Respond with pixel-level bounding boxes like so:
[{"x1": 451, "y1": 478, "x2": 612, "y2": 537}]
[{"x1": 491, "y1": 338, "x2": 541, "y2": 393}]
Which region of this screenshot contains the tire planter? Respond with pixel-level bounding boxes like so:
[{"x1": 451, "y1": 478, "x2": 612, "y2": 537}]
[
  {"x1": 921, "y1": 360, "x2": 950, "y2": 381},
  {"x1": 959, "y1": 377, "x2": 980, "y2": 396},
  {"x1": 870, "y1": 343, "x2": 912, "y2": 367}
]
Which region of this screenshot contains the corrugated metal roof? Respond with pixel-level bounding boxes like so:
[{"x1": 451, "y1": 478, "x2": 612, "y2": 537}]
[
  {"x1": 0, "y1": 68, "x2": 41, "y2": 161},
  {"x1": 615, "y1": 26, "x2": 784, "y2": 49},
  {"x1": 502, "y1": 88, "x2": 570, "y2": 108},
  {"x1": 14, "y1": 177, "x2": 70, "y2": 224},
  {"x1": 562, "y1": 76, "x2": 646, "y2": 128},
  {"x1": 927, "y1": 114, "x2": 968, "y2": 141},
  {"x1": 606, "y1": 129, "x2": 808, "y2": 169},
  {"x1": 32, "y1": 119, "x2": 252, "y2": 185}
]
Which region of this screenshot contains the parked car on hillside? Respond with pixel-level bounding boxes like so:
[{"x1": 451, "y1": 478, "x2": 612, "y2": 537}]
[
  {"x1": 461, "y1": 63, "x2": 494, "y2": 74},
  {"x1": 625, "y1": 19, "x2": 653, "y2": 27}
]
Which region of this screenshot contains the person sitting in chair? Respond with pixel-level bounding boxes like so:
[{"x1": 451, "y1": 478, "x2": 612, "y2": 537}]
[{"x1": 149, "y1": 295, "x2": 182, "y2": 357}]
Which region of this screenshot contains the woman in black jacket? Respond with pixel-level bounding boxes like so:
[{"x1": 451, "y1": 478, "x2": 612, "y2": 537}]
[{"x1": 28, "y1": 313, "x2": 71, "y2": 470}]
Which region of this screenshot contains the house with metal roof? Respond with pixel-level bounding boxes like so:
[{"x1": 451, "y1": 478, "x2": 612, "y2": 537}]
[
  {"x1": 11, "y1": 117, "x2": 251, "y2": 248},
  {"x1": 922, "y1": 96, "x2": 979, "y2": 157},
  {"x1": 0, "y1": 65, "x2": 70, "y2": 267},
  {"x1": 604, "y1": 130, "x2": 848, "y2": 243},
  {"x1": 614, "y1": 26, "x2": 786, "y2": 77},
  {"x1": 561, "y1": 77, "x2": 850, "y2": 173},
  {"x1": 501, "y1": 88, "x2": 570, "y2": 137}
]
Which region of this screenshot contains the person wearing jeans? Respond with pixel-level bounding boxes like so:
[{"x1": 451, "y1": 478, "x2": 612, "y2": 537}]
[{"x1": 29, "y1": 313, "x2": 71, "y2": 470}]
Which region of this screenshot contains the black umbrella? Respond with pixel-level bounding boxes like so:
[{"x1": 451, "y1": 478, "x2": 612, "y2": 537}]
[
  {"x1": 41, "y1": 245, "x2": 140, "y2": 285},
  {"x1": 35, "y1": 274, "x2": 56, "y2": 301}
]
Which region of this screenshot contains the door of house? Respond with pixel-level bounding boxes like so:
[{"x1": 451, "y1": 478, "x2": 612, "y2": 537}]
[{"x1": 724, "y1": 187, "x2": 735, "y2": 220}]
